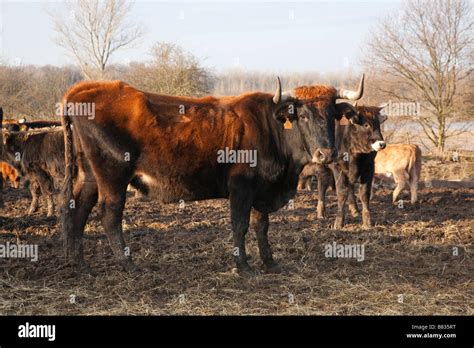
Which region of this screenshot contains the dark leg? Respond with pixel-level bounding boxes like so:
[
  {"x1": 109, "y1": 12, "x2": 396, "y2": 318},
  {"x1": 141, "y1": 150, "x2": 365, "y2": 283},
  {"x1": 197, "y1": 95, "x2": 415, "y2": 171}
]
[
  {"x1": 251, "y1": 209, "x2": 280, "y2": 273},
  {"x1": 97, "y1": 184, "x2": 135, "y2": 271},
  {"x1": 69, "y1": 176, "x2": 98, "y2": 269},
  {"x1": 359, "y1": 171, "x2": 374, "y2": 228},
  {"x1": 347, "y1": 183, "x2": 359, "y2": 217},
  {"x1": 229, "y1": 179, "x2": 254, "y2": 274}
]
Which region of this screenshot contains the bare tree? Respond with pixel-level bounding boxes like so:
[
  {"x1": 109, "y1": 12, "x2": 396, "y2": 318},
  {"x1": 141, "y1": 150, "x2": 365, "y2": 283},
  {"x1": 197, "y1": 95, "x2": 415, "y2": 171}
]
[
  {"x1": 124, "y1": 42, "x2": 213, "y2": 96},
  {"x1": 50, "y1": 0, "x2": 142, "y2": 80},
  {"x1": 364, "y1": 0, "x2": 474, "y2": 152}
]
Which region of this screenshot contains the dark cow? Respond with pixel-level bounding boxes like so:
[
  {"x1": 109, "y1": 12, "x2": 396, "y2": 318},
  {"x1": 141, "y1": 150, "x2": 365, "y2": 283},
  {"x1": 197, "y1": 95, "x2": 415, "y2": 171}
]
[
  {"x1": 1, "y1": 127, "x2": 65, "y2": 216},
  {"x1": 60, "y1": 78, "x2": 364, "y2": 274},
  {"x1": 301, "y1": 104, "x2": 387, "y2": 228}
]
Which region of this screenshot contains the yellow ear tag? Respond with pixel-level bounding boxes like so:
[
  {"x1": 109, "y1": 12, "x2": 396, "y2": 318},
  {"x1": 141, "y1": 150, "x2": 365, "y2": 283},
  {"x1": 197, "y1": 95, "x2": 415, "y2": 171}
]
[{"x1": 284, "y1": 119, "x2": 293, "y2": 129}]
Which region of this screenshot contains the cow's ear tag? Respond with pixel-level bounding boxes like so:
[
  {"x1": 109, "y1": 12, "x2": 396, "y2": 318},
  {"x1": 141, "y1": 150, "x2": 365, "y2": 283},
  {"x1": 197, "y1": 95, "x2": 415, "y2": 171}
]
[
  {"x1": 284, "y1": 119, "x2": 293, "y2": 129},
  {"x1": 339, "y1": 116, "x2": 349, "y2": 126}
]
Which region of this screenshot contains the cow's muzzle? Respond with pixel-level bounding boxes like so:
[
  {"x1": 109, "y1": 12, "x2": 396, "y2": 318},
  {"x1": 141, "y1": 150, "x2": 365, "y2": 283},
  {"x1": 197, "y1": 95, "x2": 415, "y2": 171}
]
[
  {"x1": 371, "y1": 140, "x2": 386, "y2": 151},
  {"x1": 312, "y1": 148, "x2": 337, "y2": 164}
]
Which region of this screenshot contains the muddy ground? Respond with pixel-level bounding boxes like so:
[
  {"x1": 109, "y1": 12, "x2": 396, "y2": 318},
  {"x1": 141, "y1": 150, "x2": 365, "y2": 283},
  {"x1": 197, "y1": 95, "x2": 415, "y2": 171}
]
[{"x1": 0, "y1": 181, "x2": 472, "y2": 315}]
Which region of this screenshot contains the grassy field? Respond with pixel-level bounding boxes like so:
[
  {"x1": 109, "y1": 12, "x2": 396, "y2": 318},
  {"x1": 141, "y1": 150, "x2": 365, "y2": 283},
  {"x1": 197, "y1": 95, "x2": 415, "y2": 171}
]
[{"x1": 0, "y1": 165, "x2": 472, "y2": 315}]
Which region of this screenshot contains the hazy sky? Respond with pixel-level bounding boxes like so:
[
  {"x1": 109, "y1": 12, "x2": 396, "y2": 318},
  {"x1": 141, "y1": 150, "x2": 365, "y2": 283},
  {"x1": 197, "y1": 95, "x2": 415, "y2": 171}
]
[{"x1": 0, "y1": 0, "x2": 401, "y2": 73}]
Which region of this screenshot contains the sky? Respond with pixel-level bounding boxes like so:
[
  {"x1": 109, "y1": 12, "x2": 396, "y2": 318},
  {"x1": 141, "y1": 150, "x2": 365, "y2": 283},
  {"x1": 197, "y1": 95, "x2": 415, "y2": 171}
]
[{"x1": 0, "y1": 0, "x2": 401, "y2": 74}]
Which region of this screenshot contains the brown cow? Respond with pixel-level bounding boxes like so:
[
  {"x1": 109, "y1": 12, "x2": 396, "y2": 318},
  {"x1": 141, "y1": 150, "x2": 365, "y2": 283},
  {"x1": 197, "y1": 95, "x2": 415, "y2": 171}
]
[
  {"x1": 374, "y1": 144, "x2": 422, "y2": 204},
  {"x1": 0, "y1": 161, "x2": 20, "y2": 188},
  {"x1": 60, "y1": 78, "x2": 363, "y2": 274}
]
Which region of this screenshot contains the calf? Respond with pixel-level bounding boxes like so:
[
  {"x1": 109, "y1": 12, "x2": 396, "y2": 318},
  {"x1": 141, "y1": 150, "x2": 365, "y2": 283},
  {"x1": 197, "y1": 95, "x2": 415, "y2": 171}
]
[
  {"x1": 305, "y1": 104, "x2": 387, "y2": 228},
  {"x1": 0, "y1": 161, "x2": 21, "y2": 188},
  {"x1": 1, "y1": 128, "x2": 65, "y2": 216},
  {"x1": 374, "y1": 144, "x2": 422, "y2": 204}
]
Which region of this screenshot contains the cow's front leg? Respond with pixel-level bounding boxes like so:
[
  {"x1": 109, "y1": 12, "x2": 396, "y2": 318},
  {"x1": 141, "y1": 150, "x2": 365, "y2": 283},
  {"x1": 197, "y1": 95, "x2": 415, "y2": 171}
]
[
  {"x1": 359, "y1": 177, "x2": 373, "y2": 228},
  {"x1": 333, "y1": 172, "x2": 349, "y2": 229},
  {"x1": 229, "y1": 182, "x2": 254, "y2": 275},
  {"x1": 347, "y1": 183, "x2": 359, "y2": 217},
  {"x1": 251, "y1": 209, "x2": 280, "y2": 273},
  {"x1": 316, "y1": 174, "x2": 328, "y2": 219}
]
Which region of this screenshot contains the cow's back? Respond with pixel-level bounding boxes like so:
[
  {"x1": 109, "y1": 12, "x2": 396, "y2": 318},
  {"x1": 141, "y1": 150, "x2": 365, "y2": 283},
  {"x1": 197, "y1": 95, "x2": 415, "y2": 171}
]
[{"x1": 375, "y1": 144, "x2": 420, "y2": 176}]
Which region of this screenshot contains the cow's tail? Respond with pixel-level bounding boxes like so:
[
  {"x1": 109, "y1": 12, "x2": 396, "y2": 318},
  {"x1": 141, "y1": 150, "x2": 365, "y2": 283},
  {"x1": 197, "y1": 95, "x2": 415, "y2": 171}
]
[
  {"x1": 60, "y1": 99, "x2": 75, "y2": 258},
  {"x1": 408, "y1": 145, "x2": 422, "y2": 203}
]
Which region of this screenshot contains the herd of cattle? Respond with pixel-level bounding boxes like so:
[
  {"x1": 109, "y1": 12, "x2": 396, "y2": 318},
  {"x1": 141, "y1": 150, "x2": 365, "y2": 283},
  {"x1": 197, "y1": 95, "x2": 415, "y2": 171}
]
[{"x1": 0, "y1": 75, "x2": 422, "y2": 274}]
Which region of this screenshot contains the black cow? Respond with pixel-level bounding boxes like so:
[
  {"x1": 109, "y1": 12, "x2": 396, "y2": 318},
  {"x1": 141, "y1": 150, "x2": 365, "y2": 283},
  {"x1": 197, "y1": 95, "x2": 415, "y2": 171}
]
[{"x1": 312, "y1": 104, "x2": 387, "y2": 228}]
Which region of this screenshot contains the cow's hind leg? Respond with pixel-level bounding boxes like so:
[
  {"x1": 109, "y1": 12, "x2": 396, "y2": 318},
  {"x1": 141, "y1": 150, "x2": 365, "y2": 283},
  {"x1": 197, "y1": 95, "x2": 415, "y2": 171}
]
[
  {"x1": 27, "y1": 180, "x2": 41, "y2": 215},
  {"x1": 251, "y1": 209, "x2": 280, "y2": 273},
  {"x1": 409, "y1": 174, "x2": 418, "y2": 204},
  {"x1": 97, "y1": 182, "x2": 136, "y2": 272},
  {"x1": 392, "y1": 171, "x2": 408, "y2": 204},
  {"x1": 31, "y1": 168, "x2": 55, "y2": 217},
  {"x1": 67, "y1": 176, "x2": 98, "y2": 271}
]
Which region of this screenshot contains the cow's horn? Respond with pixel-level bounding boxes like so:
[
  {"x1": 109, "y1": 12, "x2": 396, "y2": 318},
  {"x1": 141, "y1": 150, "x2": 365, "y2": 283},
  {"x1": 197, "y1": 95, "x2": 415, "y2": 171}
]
[
  {"x1": 337, "y1": 73, "x2": 364, "y2": 100},
  {"x1": 273, "y1": 76, "x2": 282, "y2": 104}
]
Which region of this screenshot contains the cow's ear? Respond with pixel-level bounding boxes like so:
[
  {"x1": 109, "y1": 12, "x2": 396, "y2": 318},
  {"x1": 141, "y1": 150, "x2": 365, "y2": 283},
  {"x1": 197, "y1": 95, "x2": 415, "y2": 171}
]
[
  {"x1": 336, "y1": 102, "x2": 360, "y2": 123},
  {"x1": 378, "y1": 113, "x2": 388, "y2": 124},
  {"x1": 274, "y1": 102, "x2": 299, "y2": 125}
]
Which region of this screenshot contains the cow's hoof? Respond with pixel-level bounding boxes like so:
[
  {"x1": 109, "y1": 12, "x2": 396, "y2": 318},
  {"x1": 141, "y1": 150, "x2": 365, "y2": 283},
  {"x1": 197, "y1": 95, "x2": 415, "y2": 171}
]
[
  {"x1": 122, "y1": 260, "x2": 139, "y2": 273},
  {"x1": 233, "y1": 263, "x2": 256, "y2": 277},
  {"x1": 333, "y1": 219, "x2": 344, "y2": 230},
  {"x1": 263, "y1": 261, "x2": 282, "y2": 274}
]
